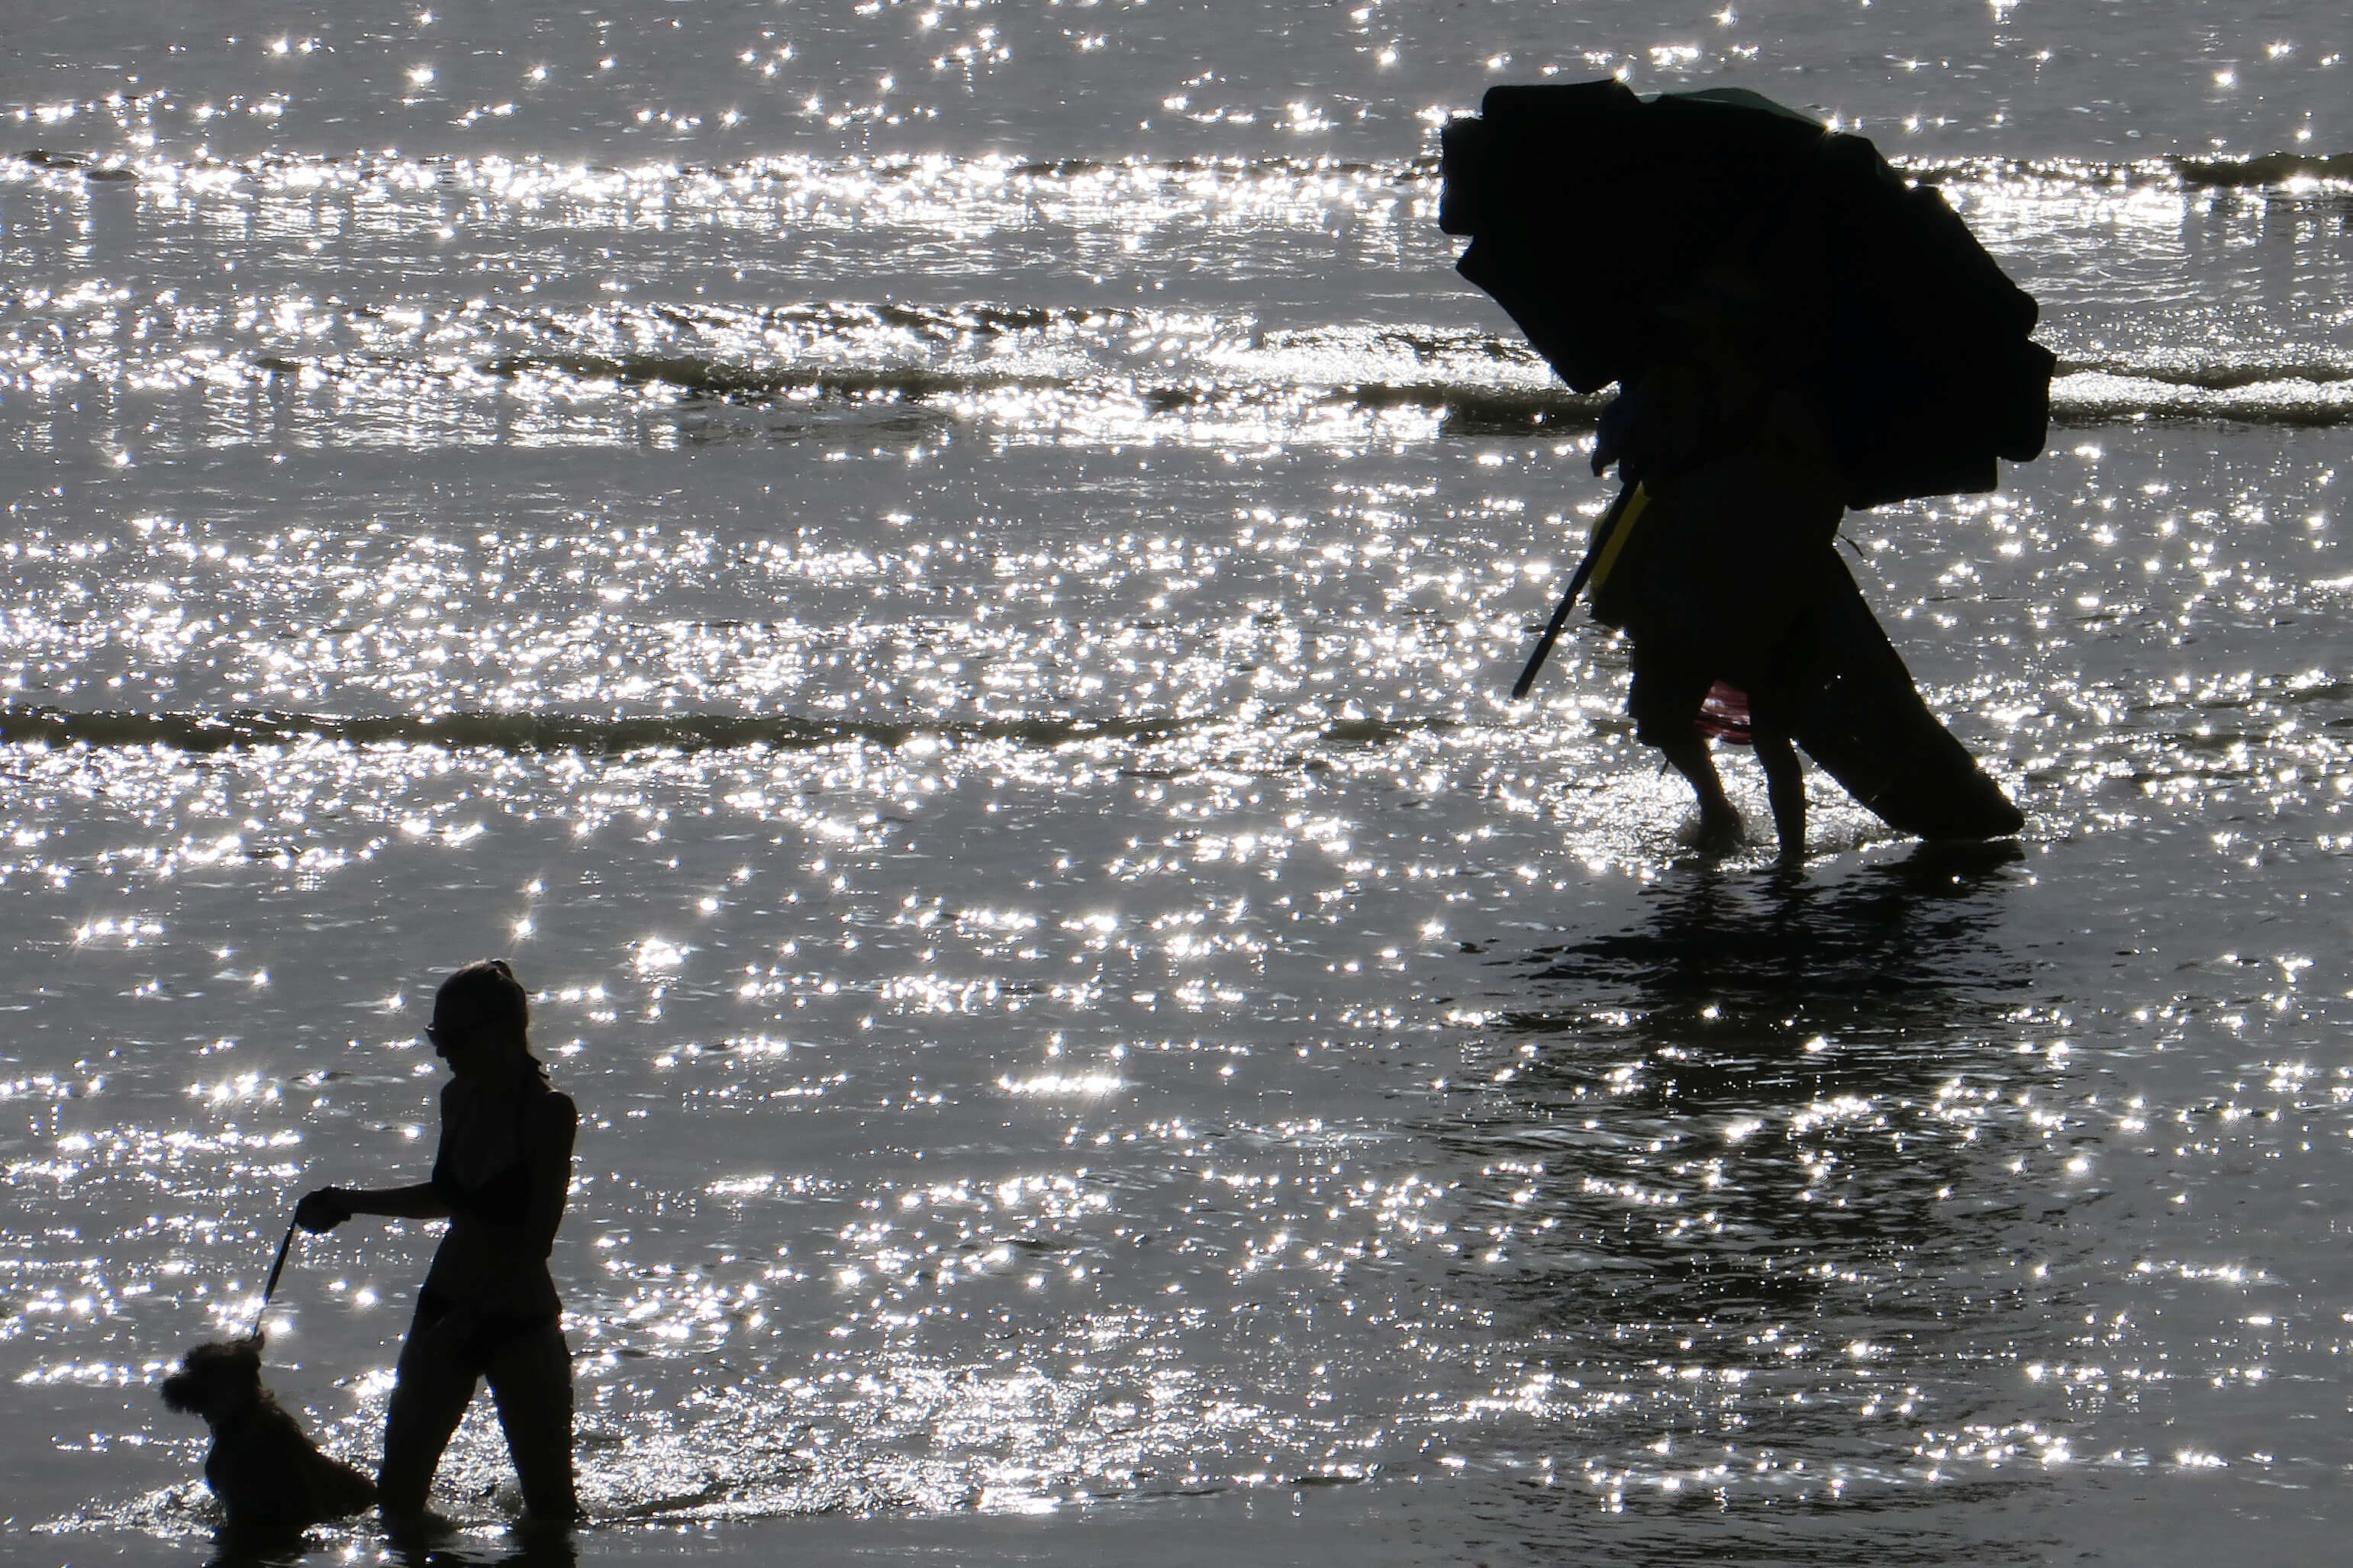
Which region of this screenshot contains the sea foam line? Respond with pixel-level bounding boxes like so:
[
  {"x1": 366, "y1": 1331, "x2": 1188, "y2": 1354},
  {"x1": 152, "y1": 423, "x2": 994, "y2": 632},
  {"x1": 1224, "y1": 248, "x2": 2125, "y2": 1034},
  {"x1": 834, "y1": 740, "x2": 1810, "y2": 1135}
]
[{"x1": 0, "y1": 705, "x2": 1184, "y2": 756}]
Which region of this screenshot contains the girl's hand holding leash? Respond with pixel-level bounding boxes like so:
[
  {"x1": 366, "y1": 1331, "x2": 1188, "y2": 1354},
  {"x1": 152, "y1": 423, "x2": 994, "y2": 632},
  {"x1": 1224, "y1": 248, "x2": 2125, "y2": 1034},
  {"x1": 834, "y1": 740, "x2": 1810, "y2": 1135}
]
[{"x1": 295, "y1": 1187, "x2": 353, "y2": 1233}]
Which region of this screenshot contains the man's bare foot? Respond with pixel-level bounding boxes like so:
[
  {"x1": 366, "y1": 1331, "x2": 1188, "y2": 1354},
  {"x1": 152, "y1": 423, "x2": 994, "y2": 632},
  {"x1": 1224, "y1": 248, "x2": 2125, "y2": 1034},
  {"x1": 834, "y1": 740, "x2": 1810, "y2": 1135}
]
[
  {"x1": 379, "y1": 1501, "x2": 459, "y2": 1545},
  {"x1": 1658, "y1": 734, "x2": 1745, "y2": 856},
  {"x1": 516, "y1": 1502, "x2": 586, "y2": 1533},
  {"x1": 1676, "y1": 803, "x2": 1746, "y2": 854}
]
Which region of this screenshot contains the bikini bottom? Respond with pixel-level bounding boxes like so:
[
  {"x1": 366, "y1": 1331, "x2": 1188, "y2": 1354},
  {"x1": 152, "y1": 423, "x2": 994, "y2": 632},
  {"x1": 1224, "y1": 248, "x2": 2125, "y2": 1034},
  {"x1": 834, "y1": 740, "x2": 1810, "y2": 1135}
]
[{"x1": 413, "y1": 1285, "x2": 559, "y2": 1372}]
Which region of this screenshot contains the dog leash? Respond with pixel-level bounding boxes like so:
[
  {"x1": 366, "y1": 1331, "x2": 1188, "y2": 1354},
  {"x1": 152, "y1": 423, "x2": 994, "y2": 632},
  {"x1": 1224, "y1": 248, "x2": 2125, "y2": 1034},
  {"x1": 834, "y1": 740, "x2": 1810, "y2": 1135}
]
[{"x1": 249, "y1": 1213, "x2": 300, "y2": 1338}]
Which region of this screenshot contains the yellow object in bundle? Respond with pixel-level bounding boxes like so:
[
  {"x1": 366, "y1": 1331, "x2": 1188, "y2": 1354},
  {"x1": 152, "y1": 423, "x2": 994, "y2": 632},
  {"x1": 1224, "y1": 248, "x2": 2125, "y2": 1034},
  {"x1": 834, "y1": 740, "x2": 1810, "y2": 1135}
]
[{"x1": 1584, "y1": 481, "x2": 1652, "y2": 597}]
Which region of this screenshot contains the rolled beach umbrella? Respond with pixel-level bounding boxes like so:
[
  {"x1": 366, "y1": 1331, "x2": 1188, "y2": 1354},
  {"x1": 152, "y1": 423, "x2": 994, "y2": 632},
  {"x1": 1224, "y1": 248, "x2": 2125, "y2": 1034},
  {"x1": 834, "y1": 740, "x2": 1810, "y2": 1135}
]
[{"x1": 1439, "y1": 79, "x2": 2054, "y2": 510}]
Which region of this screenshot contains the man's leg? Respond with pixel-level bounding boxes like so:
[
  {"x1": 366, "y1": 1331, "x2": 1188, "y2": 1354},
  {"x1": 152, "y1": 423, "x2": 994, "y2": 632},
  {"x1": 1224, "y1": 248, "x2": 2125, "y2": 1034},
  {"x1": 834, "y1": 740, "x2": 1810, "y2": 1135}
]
[
  {"x1": 1631, "y1": 646, "x2": 1741, "y2": 848},
  {"x1": 1656, "y1": 731, "x2": 1743, "y2": 849},
  {"x1": 1752, "y1": 723, "x2": 1805, "y2": 861}
]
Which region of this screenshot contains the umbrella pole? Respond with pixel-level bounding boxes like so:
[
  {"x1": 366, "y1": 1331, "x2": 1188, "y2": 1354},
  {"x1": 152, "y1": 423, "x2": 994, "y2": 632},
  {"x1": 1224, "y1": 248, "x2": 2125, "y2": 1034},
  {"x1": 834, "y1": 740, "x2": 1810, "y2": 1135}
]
[{"x1": 1510, "y1": 481, "x2": 1637, "y2": 701}]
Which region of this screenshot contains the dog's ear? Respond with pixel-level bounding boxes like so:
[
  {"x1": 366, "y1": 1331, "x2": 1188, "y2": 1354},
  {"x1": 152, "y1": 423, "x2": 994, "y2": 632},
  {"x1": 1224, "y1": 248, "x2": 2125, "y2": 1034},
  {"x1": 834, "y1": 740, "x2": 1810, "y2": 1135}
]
[
  {"x1": 159, "y1": 1368, "x2": 198, "y2": 1412},
  {"x1": 240, "y1": 1330, "x2": 266, "y2": 1357}
]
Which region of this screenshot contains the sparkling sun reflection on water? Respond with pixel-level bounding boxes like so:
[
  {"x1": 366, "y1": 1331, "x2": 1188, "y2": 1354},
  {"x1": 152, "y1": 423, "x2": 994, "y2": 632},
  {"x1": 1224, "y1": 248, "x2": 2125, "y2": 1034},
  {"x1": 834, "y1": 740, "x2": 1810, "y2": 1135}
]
[{"x1": 8, "y1": 2, "x2": 2353, "y2": 1560}]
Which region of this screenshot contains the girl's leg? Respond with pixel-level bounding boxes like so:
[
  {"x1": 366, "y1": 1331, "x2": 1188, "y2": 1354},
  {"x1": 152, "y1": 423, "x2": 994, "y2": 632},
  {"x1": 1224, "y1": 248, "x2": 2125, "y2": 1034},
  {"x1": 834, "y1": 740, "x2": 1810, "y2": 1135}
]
[
  {"x1": 484, "y1": 1325, "x2": 581, "y2": 1523},
  {"x1": 379, "y1": 1322, "x2": 479, "y2": 1519}
]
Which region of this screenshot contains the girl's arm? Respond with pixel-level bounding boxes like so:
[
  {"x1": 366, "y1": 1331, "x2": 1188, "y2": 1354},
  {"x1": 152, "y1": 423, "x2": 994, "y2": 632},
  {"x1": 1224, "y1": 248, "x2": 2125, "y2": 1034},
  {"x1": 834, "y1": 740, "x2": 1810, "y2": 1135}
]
[
  {"x1": 296, "y1": 1182, "x2": 451, "y2": 1232},
  {"x1": 341, "y1": 1183, "x2": 453, "y2": 1219}
]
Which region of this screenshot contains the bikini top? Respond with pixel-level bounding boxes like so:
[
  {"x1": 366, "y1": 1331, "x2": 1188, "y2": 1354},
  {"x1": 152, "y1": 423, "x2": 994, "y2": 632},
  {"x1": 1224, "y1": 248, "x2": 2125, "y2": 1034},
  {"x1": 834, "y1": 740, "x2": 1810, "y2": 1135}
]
[{"x1": 430, "y1": 1071, "x2": 545, "y2": 1228}]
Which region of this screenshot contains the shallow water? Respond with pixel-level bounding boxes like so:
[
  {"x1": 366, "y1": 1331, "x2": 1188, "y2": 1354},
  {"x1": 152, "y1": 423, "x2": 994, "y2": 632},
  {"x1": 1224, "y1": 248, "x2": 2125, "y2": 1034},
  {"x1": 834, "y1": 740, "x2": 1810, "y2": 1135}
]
[{"x1": 7, "y1": 2, "x2": 2353, "y2": 1564}]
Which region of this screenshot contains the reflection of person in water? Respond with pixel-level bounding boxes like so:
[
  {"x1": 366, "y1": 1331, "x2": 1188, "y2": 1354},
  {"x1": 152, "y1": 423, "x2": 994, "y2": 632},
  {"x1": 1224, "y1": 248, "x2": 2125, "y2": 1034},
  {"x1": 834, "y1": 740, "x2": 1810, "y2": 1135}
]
[
  {"x1": 295, "y1": 959, "x2": 582, "y2": 1528},
  {"x1": 1473, "y1": 841, "x2": 2028, "y2": 1333},
  {"x1": 1584, "y1": 272, "x2": 1846, "y2": 859}
]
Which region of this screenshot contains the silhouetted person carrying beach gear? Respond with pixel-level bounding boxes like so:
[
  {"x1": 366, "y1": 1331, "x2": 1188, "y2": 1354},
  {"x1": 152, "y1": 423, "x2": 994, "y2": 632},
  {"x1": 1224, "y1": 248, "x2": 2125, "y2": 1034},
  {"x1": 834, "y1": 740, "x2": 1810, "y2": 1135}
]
[
  {"x1": 1440, "y1": 81, "x2": 2047, "y2": 855},
  {"x1": 1581, "y1": 273, "x2": 1839, "y2": 856},
  {"x1": 295, "y1": 958, "x2": 582, "y2": 1528}
]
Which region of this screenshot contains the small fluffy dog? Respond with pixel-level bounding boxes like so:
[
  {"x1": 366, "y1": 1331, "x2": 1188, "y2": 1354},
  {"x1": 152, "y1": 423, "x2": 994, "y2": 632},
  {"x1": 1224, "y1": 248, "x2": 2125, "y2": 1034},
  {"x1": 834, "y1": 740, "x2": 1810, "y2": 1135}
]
[{"x1": 160, "y1": 1337, "x2": 377, "y2": 1534}]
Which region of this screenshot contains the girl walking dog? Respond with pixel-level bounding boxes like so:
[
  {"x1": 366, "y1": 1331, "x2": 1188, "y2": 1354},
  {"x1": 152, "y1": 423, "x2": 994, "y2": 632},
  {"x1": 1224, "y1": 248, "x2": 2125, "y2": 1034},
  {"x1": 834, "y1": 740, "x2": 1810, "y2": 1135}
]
[{"x1": 296, "y1": 958, "x2": 583, "y2": 1528}]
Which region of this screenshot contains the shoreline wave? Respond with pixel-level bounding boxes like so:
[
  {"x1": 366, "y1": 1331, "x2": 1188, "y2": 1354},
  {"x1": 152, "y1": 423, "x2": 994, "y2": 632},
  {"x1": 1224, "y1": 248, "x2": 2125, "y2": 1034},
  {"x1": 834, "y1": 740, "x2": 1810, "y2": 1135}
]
[
  {"x1": 10, "y1": 144, "x2": 2353, "y2": 195},
  {"x1": 11, "y1": 334, "x2": 2348, "y2": 431},
  {"x1": 145, "y1": 344, "x2": 2353, "y2": 433},
  {"x1": 0, "y1": 706, "x2": 1446, "y2": 758},
  {"x1": 0, "y1": 704, "x2": 1188, "y2": 756}
]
